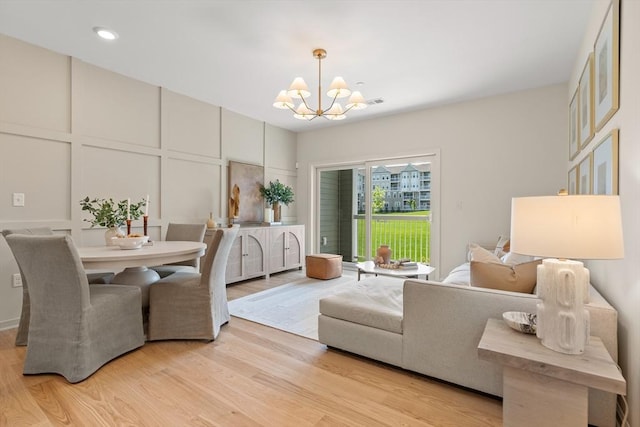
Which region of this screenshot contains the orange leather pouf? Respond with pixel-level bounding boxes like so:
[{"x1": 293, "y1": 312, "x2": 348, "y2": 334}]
[{"x1": 305, "y1": 254, "x2": 343, "y2": 280}]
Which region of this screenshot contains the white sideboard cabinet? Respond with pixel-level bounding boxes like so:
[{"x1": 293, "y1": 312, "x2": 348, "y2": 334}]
[{"x1": 205, "y1": 224, "x2": 304, "y2": 285}]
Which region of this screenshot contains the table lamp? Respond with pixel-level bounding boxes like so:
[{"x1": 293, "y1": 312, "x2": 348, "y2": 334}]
[{"x1": 510, "y1": 194, "x2": 624, "y2": 354}]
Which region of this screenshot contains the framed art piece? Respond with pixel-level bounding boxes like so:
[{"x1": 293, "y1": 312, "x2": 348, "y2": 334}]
[
  {"x1": 568, "y1": 165, "x2": 578, "y2": 195},
  {"x1": 594, "y1": 0, "x2": 620, "y2": 131},
  {"x1": 569, "y1": 88, "x2": 580, "y2": 160},
  {"x1": 578, "y1": 153, "x2": 592, "y2": 195},
  {"x1": 592, "y1": 129, "x2": 619, "y2": 194},
  {"x1": 578, "y1": 54, "x2": 594, "y2": 147},
  {"x1": 228, "y1": 160, "x2": 264, "y2": 223}
]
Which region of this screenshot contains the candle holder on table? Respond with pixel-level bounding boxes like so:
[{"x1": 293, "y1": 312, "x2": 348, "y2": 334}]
[{"x1": 126, "y1": 219, "x2": 132, "y2": 236}]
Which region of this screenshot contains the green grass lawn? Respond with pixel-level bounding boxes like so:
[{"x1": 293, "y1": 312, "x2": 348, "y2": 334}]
[{"x1": 356, "y1": 210, "x2": 431, "y2": 263}]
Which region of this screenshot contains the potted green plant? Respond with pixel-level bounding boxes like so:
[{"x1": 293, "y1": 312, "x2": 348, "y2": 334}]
[
  {"x1": 260, "y1": 180, "x2": 294, "y2": 223},
  {"x1": 80, "y1": 197, "x2": 146, "y2": 245}
]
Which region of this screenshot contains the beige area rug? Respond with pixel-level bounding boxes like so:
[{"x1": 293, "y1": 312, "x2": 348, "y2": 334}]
[{"x1": 228, "y1": 271, "x2": 358, "y2": 340}]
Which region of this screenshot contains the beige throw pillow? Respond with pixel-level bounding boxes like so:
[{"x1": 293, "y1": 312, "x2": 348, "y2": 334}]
[
  {"x1": 468, "y1": 243, "x2": 502, "y2": 263},
  {"x1": 470, "y1": 259, "x2": 541, "y2": 294}
]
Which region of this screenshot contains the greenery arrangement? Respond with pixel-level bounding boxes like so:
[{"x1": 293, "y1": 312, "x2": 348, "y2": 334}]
[
  {"x1": 80, "y1": 197, "x2": 146, "y2": 228},
  {"x1": 260, "y1": 180, "x2": 294, "y2": 206}
]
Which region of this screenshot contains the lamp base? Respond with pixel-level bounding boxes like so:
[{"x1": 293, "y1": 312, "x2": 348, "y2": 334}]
[{"x1": 536, "y1": 258, "x2": 590, "y2": 354}]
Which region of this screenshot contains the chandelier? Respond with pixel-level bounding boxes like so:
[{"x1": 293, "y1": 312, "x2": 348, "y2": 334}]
[{"x1": 273, "y1": 48, "x2": 367, "y2": 121}]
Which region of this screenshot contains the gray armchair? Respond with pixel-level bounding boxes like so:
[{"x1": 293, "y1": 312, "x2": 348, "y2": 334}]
[
  {"x1": 149, "y1": 223, "x2": 206, "y2": 278},
  {"x1": 2, "y1": 227, "x2": 113, "y2": 346},
  {"x1": 4, "y1": 234, "x2": 144, "y2": 383},
  {"x1": 148, "y1": 226, "x2": 238, "y2": 341}
]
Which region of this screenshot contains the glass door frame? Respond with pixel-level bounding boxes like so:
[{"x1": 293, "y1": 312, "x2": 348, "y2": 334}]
[{"x1": 313, "y1": 151, "x2": 440, "y2": 273}]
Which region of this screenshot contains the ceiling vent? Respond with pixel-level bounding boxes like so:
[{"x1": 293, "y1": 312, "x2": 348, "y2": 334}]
[{"x1": 366, "y1": 98, "x2": 384, "y2": 105}]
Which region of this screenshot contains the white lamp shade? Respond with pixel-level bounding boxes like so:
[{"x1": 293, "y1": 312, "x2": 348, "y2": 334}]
[
  {"x1": 510, "y1": 195, "x2": 624, "y2": 259},
  {"x1": 324, "y1": 103, "x2": 346, "y2": 120},
  {"x1": 346, "y1": 91, "x2": 367, "y2": 110},
  {"x1": 287, "y1": 77, "x2": 310, "y2": 98},
  {"x1": 327, "y1": 76, "x2": 351, "y2": 99},
  {"x1": 293, "y1": 103, "x2": 314, "y2": 120},
  {"x1": 273, "y1": 90, "x2": 294, "y2": 109}
]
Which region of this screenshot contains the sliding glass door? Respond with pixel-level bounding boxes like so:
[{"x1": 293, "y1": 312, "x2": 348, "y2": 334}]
[{"x1": 317, "y1": 154, "x2": 436, "y2": 266}]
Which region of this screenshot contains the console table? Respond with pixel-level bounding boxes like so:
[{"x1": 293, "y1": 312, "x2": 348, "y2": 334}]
[{"x1": 477, "y1": 318, "x2": 625, "y2": 427}]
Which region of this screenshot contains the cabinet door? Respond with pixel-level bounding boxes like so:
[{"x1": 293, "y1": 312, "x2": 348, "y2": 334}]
[
  {"x1": 269, "y1": 229, "x2": 286, "y2": 273},
  {"x1": 225, "y1": 231, "x2": 245, "y2": 283},
  {"x1": 285, "y1": 229, "x2": 303, "y2": 268},
  {"x1": 245, "y1": 228, "x2": 267, "y2": 278}
]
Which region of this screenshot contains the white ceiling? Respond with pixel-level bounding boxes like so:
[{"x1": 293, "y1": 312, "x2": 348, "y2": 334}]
[{"x1": 0, "y1": 0, "x2": 595, "y2": 133}]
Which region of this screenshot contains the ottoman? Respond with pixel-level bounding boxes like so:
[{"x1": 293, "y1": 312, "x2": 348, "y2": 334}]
[{"x1": 306, "y1": 253, "x2": 343, "y2": 279}]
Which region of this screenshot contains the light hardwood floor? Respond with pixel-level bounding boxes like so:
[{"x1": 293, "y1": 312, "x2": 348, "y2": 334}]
[{"x1": 0, "y1": 270, "x2": 502, "y2": 426}]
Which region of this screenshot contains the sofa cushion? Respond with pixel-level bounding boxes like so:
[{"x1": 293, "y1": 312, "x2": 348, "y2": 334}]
[
  {"x1": 469, "y1": 243, "x2": 502, "y2": 263},
  {"x1": 319, "y1": 276, "x2": 404, "y2": 334},
  {"x1": 470, "y1": 259, "x2": 541, "y2": 293}
]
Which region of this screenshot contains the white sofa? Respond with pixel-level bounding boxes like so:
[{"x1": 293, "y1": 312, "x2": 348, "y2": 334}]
[{"x1": 318, "y1": 271, "x2": 618, "y2": 427}]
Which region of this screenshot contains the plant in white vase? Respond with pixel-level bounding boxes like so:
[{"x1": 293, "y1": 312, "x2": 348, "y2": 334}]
[{"x1": 259, "y1": 180, "x2": 294, "y2": 223}]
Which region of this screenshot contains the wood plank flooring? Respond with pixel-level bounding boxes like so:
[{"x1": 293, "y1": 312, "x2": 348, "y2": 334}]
[{"x1": 0, "y1": 270, "x2": 502, "y2": 426}]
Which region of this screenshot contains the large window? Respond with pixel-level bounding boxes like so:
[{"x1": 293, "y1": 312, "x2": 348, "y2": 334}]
[{"x1": 316, "y1": 154, "x2": 438, "y2": 269}]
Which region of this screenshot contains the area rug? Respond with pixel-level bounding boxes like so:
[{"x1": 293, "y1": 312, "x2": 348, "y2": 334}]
[{"x1": 228, "y1": 272, "x2": 358, "y2": 340}]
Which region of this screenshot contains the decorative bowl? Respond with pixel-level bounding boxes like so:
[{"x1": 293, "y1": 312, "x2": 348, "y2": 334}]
[
  {"x1": 502, "y1": 311, "x2": 537, "y2": 334},
  {"x1": 111, "y1": 236, "x2": 146, "y2": 250}
]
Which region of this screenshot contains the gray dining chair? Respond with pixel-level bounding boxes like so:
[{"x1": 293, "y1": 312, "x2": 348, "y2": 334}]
[
  {"x1": 149, "y1": 223, "x2": 206, "y2": 278},
  {"x1": 147, "y1": 226, "x2": 238, "y2": 341},
  {"x1": 4, "y1": 234, "x2": 144, "y2": 383},
  {"x1": 2, "y1": 227, "x2": 114, "y2": 346}
]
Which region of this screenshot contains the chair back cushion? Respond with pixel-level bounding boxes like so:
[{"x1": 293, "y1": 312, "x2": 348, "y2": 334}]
[
  {"x1": 201, "y1": 227, "x2": 239, "y2": 289},
  {"x1": 5, "y1": 234, "x2": 90, "y2": 315},
  {"x1": 164, "y1": 223, "x2": 206, "y2": 267}
]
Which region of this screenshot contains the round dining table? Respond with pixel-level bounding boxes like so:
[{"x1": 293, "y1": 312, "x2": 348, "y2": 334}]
[
  {"x1": 78, "y1": 241, "x2": 207, "y2": 291},
  {"x1": 78, "y1": 241, "x2": 206, "y2": 271}
]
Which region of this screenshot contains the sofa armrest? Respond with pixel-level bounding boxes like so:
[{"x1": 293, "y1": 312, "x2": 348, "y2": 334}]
[{"x1": 401, "y1": 279, "x2": 538, "y2": 396}]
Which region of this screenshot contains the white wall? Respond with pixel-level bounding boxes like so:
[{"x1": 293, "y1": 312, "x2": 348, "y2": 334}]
[
  {"x1": 0, "y1": 34, "x2": 297, "y2": 329},
  {"x1": 297, "y1": 84, "x2": 567, "y2": 277},
  {"x1": 569, "y1": 1, "x2": 640, "y2": 425}
]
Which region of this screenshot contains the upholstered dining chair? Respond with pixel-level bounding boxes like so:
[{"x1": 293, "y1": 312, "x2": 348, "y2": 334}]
[
  {"x1": 4, "y1": 234, "x2": 144, "y2": 383},
  {"x1": 2, "y1": 227, "x2": 114, "y2": 346},
  {"x1": 147, "y1": 226, "x2": 238, "y2": 341},
  {"x1": 149, "y1": 223, "x2": 206, "y2": 278}
]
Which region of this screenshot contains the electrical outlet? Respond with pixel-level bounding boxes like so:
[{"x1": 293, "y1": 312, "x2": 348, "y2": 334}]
[
  {"x1": 12, "y1": 273, "x2": 22, "y2": 288},
  {"x1": 12, "y1": 193, "x2": 25, "y2": 207}
]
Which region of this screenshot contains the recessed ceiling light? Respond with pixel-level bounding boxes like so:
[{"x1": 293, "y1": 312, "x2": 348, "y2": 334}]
[{"x1": 93, "y1": 26, "x2": 118, "y2": 41}]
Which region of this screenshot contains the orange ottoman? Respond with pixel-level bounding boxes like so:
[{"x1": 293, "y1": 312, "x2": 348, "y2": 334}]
[{"x1": 306, "y1": 254, "x2": 343, "y2": 280}]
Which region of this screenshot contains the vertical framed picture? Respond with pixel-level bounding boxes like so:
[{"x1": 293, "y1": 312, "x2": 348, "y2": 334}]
[
  {"x1": 594, "y1": 0, "x2": 620, "y2": 131},
  {"x1": 228, "y1": 160, "x2": 265, "y2": 223},
  {"x1": 568, "y1": 165, "x2": 578, "y2": 195},
  {"x1": 569, "y1": 88, "x2": 580, "y2": 160},
  {"x1": 592, "y1": 129, "x2": 619, "y2": 194},
  {"x1": 578, "y1": 54, "x2": 594, "y2": 147},
  {"x1": 578, "y1": 153, "x2": 592, "y2": 195}
]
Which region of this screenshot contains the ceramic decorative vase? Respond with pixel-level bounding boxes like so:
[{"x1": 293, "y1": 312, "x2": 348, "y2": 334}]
[
  {"x1": 105, "y1": 226, "x2": 124, "y2": 246},
  {"x1": 376, "y1": 245, "x2": 392, "y2": 264},
  {"x1": 272, "y1": 202, "x2": 281, "y2": 222}
]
